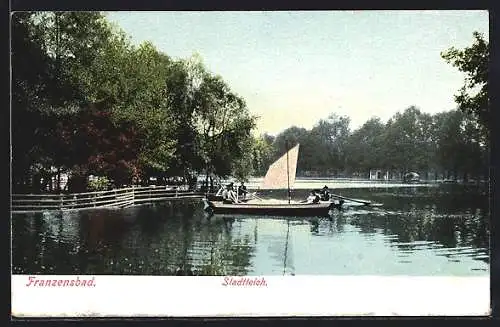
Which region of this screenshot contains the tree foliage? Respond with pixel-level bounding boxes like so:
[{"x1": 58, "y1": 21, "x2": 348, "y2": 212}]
[
  {"x1": 441, "y1": 31, "x2": 489, "y2": 142},
  {"x1": 257, "y1": 105, "x2": 487, "y2": 182},
  {"x1": 11, "y1": 12, "x2": 256, "y2": 192}
]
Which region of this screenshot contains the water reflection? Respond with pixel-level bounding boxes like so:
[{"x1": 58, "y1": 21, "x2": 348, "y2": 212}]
[{"x1": 12, "y1": 186, "x2": 489, "y2": 276}]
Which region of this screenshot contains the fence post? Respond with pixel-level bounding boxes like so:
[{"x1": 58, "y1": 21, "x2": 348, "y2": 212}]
[
  {"x1": 73, "y1": 195, "x2": 77, "y2": 209},
  {"x1": 115, "y1": 189, "x2": 118, "y2": 207},
  {"x1": 60, "y1": 194, "x2": 63, "y2": 209},
  {"x1": 132, "y1": 185, "x2": 135, "y2": 205}
]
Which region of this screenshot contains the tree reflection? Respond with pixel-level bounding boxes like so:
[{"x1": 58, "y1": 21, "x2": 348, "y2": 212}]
[
  {"x1": 192, "y1": 215, "x2": 255, "y2": 276},
  {"x1": 347, "y1": 199, "x2": 488, "y2": 263},
  {"x1": 12, "y1": 200, "x2": 255, "y2": 275}
]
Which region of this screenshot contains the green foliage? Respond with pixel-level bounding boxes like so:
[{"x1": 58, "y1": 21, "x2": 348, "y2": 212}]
[
  {"x1": 271, "y1": 115, "x2": 350, "y2": 176},
  {"x1": 345, "y1": 117, "x2": 385, "y2": 175},
  {"x1": 441, "y1": 31, "x2": 489, "y2": 142},
  {"x1": 251, "y1": 134, "x2": 275, "y2": 176},
  {"x1": 379, "y1": 106, "x2": 434, "y2": 172},
  {"x1": 192, "y1": 68, "x2": 257, "y2": 179},
  {"x1": 87, "y1": 176, "x2": 112, "y2": 191},
  {"x1": 11, "y1": 11, "x2": 255, "y2": 192},
  {"x1": 231, "y1": 137, "x2": 255, "y2": 182},
  {"x1": 264, "y1": 104, "x2": 487, "y2": 182}
]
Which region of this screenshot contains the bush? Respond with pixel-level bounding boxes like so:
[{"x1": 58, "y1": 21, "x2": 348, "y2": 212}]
[{"x1": 87, "y1": 176, "x2": 111, "y2": 191}]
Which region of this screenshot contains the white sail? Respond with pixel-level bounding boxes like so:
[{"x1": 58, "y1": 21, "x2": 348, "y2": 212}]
[{"x1": 261, "y1": 144, "x2": 300, "y2": 189}]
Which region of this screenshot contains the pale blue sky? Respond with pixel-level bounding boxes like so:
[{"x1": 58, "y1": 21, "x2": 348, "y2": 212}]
[{"x1": 106, "y1": 10, "x2": 488, "y2": 135}]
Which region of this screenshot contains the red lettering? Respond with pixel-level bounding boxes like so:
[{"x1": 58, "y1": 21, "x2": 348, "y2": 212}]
[
  {"x1": 222, "y1": 277, "x2": 229, "y2": 286},
  {"x1": 25, "y1": 276, "x2": 36, "y2": 287}
]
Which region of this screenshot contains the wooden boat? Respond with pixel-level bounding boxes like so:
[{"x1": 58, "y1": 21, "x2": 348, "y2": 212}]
[
  {"x1": 203, "y1": 198, "x2": 338, "y2": 217},
  {"x1": 203, "y1": 142, "x2": 341, "y2": 217}
]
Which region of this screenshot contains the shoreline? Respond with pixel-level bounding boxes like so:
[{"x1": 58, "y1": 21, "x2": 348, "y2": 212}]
[
  {"x1": 246, "y1": 183, "x2": 437, "y2": 190},
  {"x1": 242, "y1": 178, "x2": 486, "y2": 190}
]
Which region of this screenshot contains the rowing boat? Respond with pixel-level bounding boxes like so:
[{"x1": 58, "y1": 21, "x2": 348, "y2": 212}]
[
  {"x1": 203, "y1": 198, "x2": 338, "y2": 217},
  {"x1": 203, "y1": 142, "x2": 336, "y2": 217}
]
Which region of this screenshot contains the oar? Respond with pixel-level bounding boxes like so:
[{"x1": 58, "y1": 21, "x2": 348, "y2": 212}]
[
  {"x1": 252, "y1": 192, "x2": 265, "y2": 201},
  {"x1": 330, "y1": 193, "x2": 374, "y2": 206}
]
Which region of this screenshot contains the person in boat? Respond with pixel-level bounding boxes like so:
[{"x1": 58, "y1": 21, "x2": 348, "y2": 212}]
[
  {"x1": 221, "y1": 184, "x2": 230, "y2": 203},
  {"x1": 320, "y1": 185, "x2": 330, "y2": 201},
  {"x1": 222, "y1": 183, "x2": 238, "y2": 204},
  {"x1": 228, "y1": 183, "x2": 239, "y2": 203},
  {"x1": 238, "y1": 182, "x2": 248, "y2": 200},
  {"x1": 305, "y1": 190, "x2": 320, "y2": 204}
]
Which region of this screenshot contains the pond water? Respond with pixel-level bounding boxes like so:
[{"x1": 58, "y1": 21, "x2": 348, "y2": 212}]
[{"x1": 11, "y1": 183, "x2": 489, "y2": 276}]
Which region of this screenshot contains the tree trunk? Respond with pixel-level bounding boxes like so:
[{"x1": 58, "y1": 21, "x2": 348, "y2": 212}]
[{"x1": 57, "y1": 168, "x2": 61, "y2": 192}]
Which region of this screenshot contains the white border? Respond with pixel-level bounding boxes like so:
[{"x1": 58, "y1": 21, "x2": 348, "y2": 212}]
[{"x1": 11, "y1": 275, "x2": 490, "y2": 317}]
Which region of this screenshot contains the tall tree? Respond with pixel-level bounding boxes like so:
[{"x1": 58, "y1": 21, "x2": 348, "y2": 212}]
[
  {"x1": 310, "y1": 114, "x2": 351, "y2": 175},
  {"x1": 192, "y1": 69, "x2": 256, "y2": 180},
  {"x1": 345, "y1": 117, "x2": 385, "y2": 176},
  {"x1": 379, "y1": 106, "x2": 434, "y2": 176},
  {"x1": 441, "y1": 31, "x2": 489, "y2": 143}
]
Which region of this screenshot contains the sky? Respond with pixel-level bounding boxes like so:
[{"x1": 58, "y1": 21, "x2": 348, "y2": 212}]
[{"x1": 106, "y1": 10, "x2": 489, "y2": 136}]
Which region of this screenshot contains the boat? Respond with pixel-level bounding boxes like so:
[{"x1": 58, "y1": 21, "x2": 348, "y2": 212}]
[
  {"x1": 203, "y1": 199, "x2": 338, "y2": 217},
  {"x1": 203, "y1": 143, "x2": 339, "y2": 217}
]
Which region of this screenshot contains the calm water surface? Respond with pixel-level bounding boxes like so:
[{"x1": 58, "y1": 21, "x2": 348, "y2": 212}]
[{"x1": 12, "y1": 184, "x2": 489, "y2": 276}]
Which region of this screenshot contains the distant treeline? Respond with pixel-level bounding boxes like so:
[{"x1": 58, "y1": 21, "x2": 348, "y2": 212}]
[
  {"x1": 252, "y1": 107, "x2": 488, "y2": 182},
  {"x1": 11, "y1": 12, "x2": 488, "y2": 193}
]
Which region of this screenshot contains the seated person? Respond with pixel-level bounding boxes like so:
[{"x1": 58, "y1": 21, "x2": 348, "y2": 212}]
[
  {"x1": 221, "y1": 187, "x2": 230, "y2": 203},
  {"x1": 228, "y1": 189, "x2": 238, "y2": 203},
  {"x1": 238, "y1": 182, "x2": 248, "y2": 199},
  {"x1": 222, "y1": 183, "x2": 238, "y2": 204},
  {"x1": 305, "y1": 191, "x2": 320, "y2": 204},
  {"x1": 320, "y1": 185, "x2": 330, "y2": 201}
]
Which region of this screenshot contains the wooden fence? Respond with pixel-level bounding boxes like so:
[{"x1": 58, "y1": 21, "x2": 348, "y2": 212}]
[{"x1": 11, "y1": 186, "x2": 204, "y2": 213}]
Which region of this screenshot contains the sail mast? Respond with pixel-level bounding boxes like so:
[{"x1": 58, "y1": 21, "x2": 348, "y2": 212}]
[
  {"x1": 286, "y1": 141, "x2": 290, "y2": 204},
  {"x1": 283, "y1": 220, "x2": 290, "y2": 275}
]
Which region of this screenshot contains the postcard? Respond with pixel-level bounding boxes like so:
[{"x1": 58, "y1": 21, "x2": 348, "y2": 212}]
[{"x1": 10, "y1": 10, "x2": 490, "y2": 317}]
